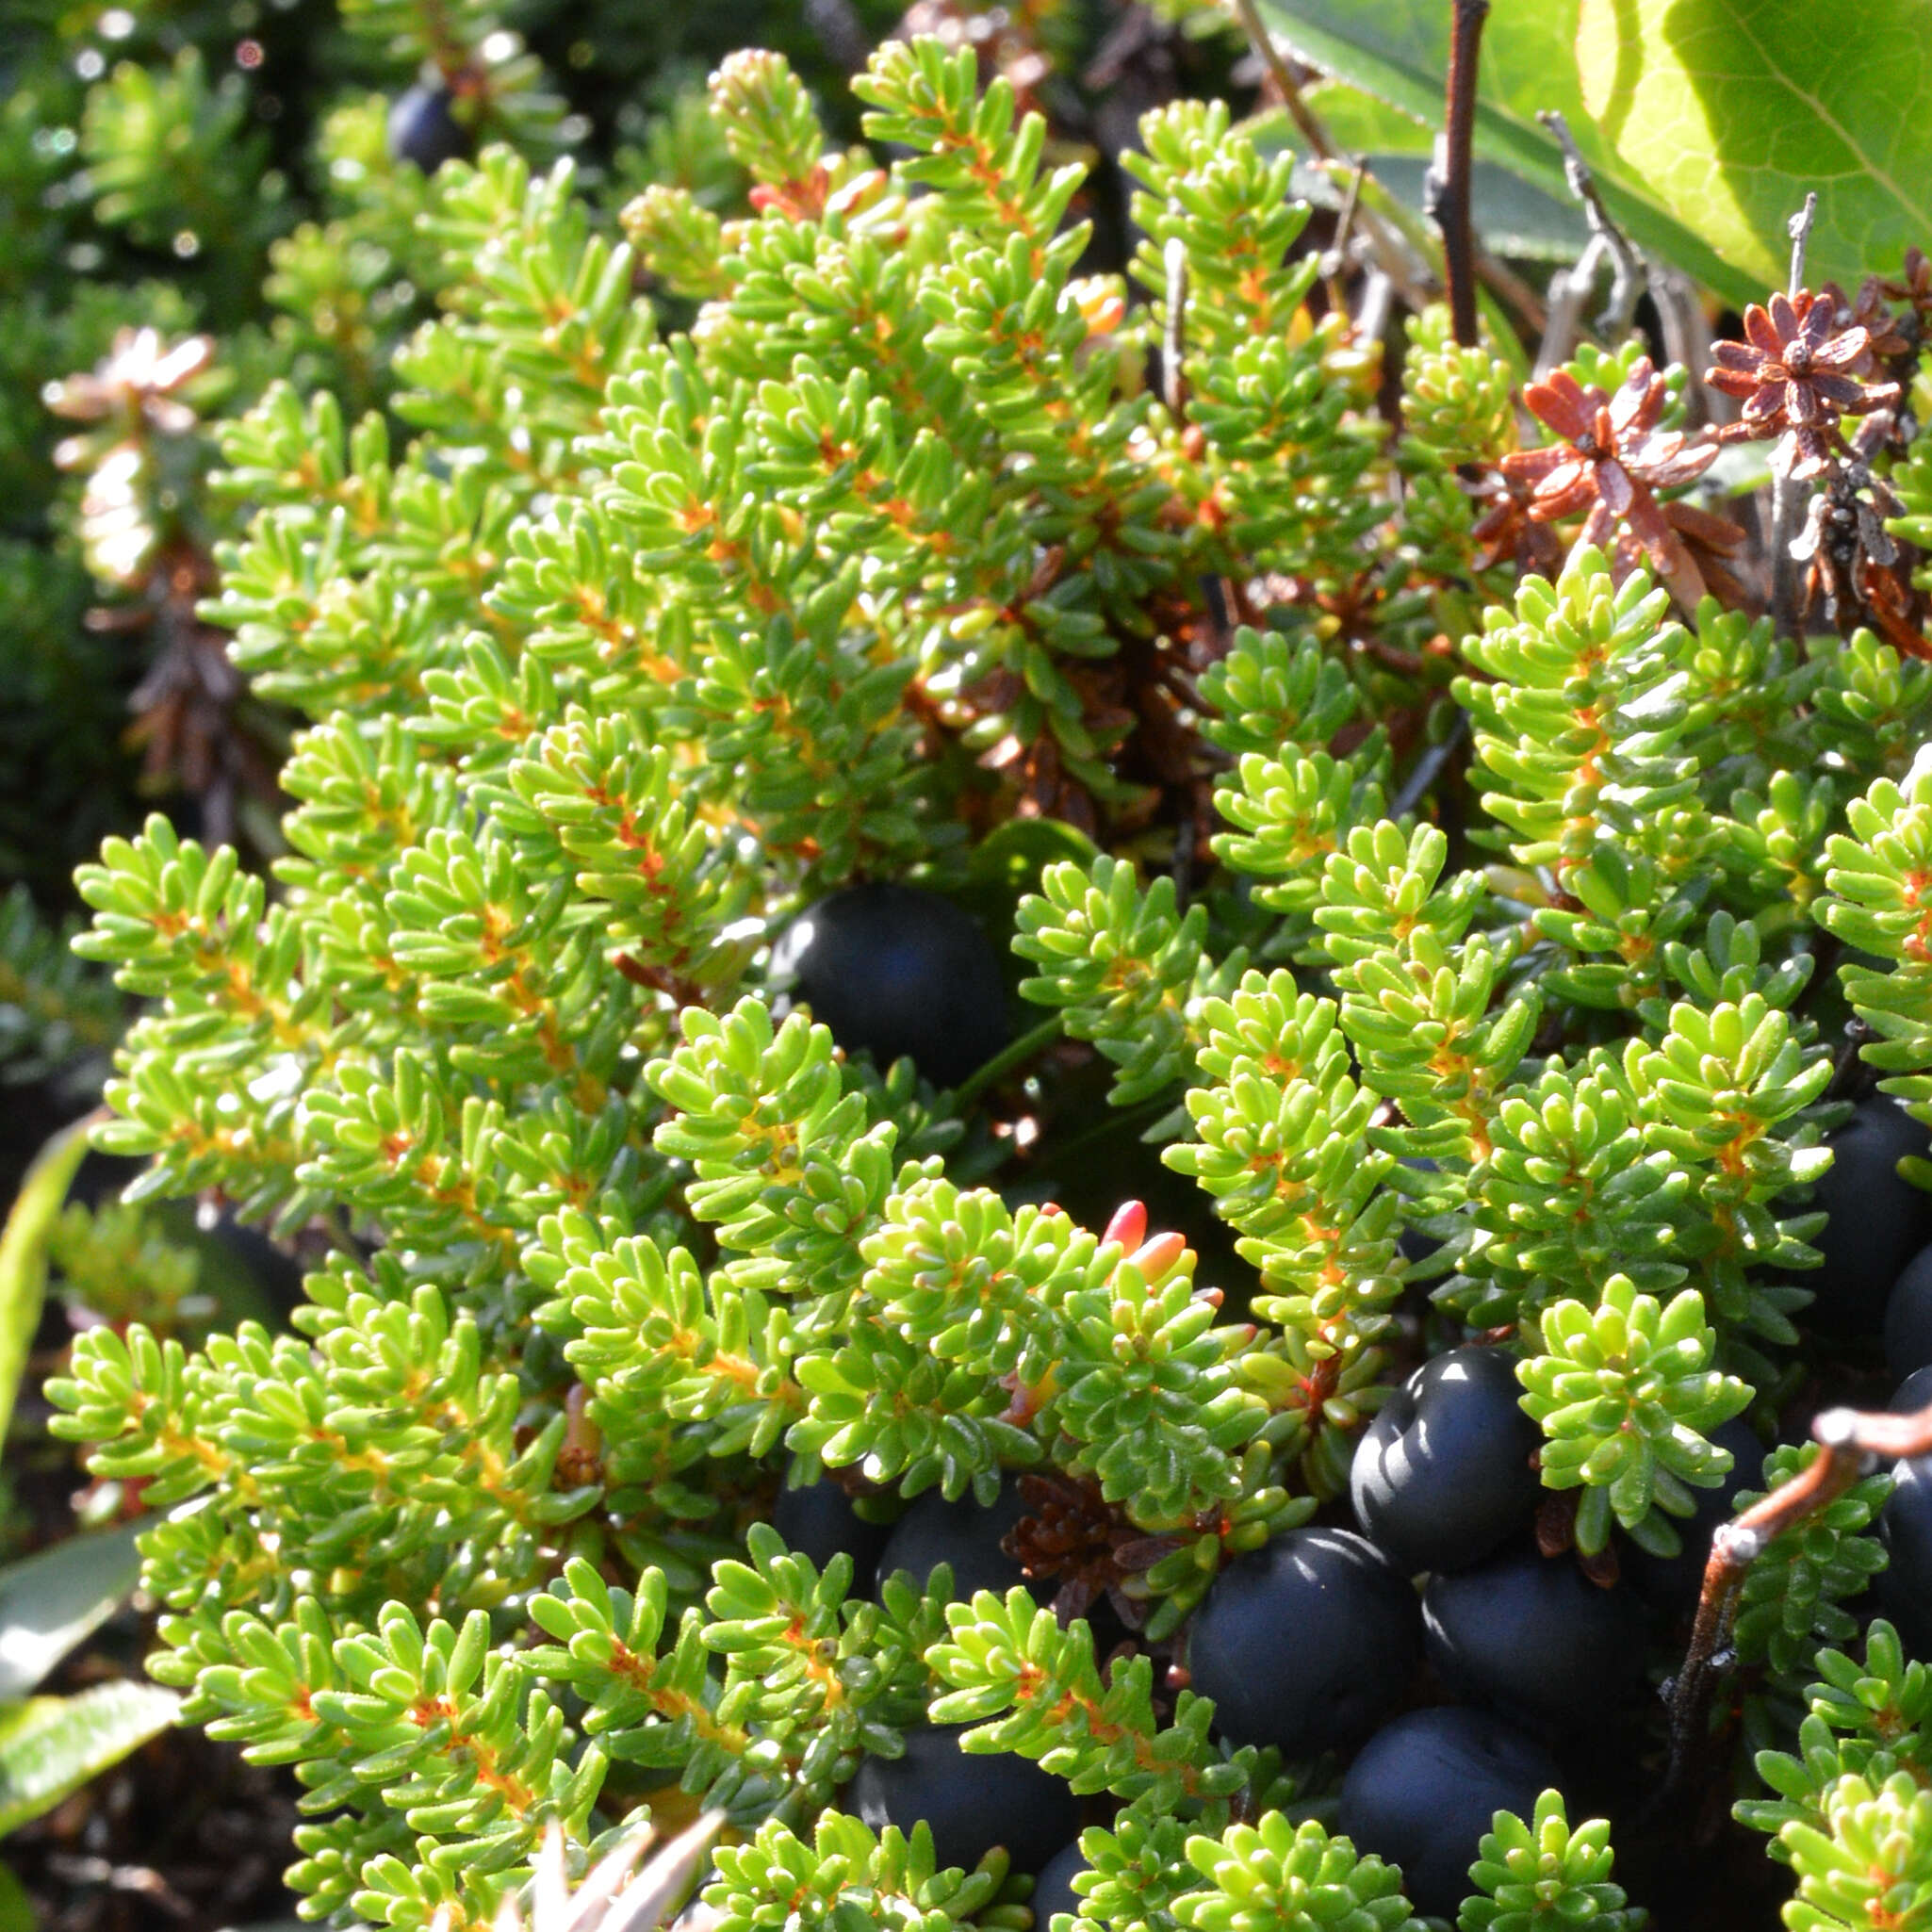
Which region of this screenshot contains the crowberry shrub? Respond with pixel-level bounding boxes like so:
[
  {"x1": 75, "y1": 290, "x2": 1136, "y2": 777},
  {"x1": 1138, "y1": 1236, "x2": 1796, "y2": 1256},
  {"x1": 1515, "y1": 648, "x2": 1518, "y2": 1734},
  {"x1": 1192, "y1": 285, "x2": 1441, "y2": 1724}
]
[{"x1": 16, "y1": 15, "x2": 1932, "y2": 1932}]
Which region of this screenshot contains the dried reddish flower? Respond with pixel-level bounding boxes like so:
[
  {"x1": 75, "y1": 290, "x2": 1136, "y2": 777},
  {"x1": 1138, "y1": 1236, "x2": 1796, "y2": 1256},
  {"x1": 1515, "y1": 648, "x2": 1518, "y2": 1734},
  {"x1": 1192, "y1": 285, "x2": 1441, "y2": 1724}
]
[
  {"x1": 43, "y1": 326, "x2": 212, "y2": 444},
  {"x1": 1500, "y1": 357, "x2": 1724, "y2": 607},
  {"x1": 1465, "y1": 471, "x2": 1564, "y2": 580},
  {"x1": 1792, "y1": 411, "x2": 1924, "y2": 649},
  {"x1": 1879, "y1": 247, "x2": 1932, "y2": 347},
  {"x1": 1823, "y1": 276, "x2": 1915, "y2": 366},
  {"x1": 121, "y1": 547, "x2": 280, "y2": 851},
  {"x1": 1002, "y1": 1470, "x2": 1162, "y2": 1625},
  {"x1": 1706, "y1": 289, "x2": 1901, "y2": 482},
  {"x1": 1628, "y1": 497, "x2": 1750, "y2": 613}
]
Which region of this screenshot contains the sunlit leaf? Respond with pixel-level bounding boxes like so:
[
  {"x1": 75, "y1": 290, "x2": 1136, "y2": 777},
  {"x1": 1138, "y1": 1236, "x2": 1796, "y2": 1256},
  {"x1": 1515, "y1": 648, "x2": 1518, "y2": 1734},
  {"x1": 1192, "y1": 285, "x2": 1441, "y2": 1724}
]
[
  {"x1": 0, "y1": 1683, "x2": 178, "y2": 1840},
  {"x1": 0, "y1": 1524, "x2": 143, "y2": 1698},
  {"x1": 0, "y1": 1858, "x2": 33, "y2": 1932},
  {"x1": 0, "y1": 1117, "x2": 94, "y2": 1449},
  {"x1": 1256, "y1": 0, "x2": 1932, "y2": 304}
]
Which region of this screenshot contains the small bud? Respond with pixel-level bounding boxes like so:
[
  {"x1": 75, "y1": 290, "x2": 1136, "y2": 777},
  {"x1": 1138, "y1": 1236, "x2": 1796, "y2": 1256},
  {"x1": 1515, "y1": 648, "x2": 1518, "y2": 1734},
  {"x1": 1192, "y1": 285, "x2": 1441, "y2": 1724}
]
[{"x1": 1124, "y1": 1231, "x2": 1187, "y2": 1284}]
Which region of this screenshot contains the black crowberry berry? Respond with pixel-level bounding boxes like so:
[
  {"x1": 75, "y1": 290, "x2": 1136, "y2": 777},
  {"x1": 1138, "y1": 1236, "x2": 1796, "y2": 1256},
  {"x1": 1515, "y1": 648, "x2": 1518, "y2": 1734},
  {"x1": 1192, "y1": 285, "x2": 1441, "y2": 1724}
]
[
  {"x1": 1350, "y1": 1345, "x2": 1540, "y2": 1575},
  {"x1": 1187, "y1": 1527, "x2": 1420, "y2": 1760},
  {"x1": 768, "y1": 883, "x2": 1009, "y2": 1089},
  {"x1": 1396, "y1": 1156, "x2": 1446, "y2": 1266},
  {"x1": 876, "y1": 1478, "x2": 1028, "y2": 1601},
  {"x1": 206, "y1": 1207, "x2": 305, "y2": 1318},
  {"x1": 1622, "y1": 1414, "x2": 1765, "y2": 1614},
  {"x1": 1422, "y1": 1541, "x2": 1646, "y2": 1732},
  {"x1": 1874, "y1": 1367, "x2": 1932, "y2": 1658},
  {"x1": 849, "y1": 1724, "x2": 1077, "y2": 1875},
  {"x1": 1886, "y1": 1243, "x2": 1932, "y2": 1382},
  {"x1": 1029, "y1": 1841, "x2": 1089, "y2": 1927},
  {"x1": 1799, "y1": 1097, "x2": 1932, "y2": 1337},
  {"x1": 772, "y1": 1476, "x2": 893, "y2": 1597},
  {"x1": 1336, "y1": 1706, "x2": 1563, "y2": 1920},
  {"x1": 386, "y1": 82, "x2": 471, "y2": 173}
]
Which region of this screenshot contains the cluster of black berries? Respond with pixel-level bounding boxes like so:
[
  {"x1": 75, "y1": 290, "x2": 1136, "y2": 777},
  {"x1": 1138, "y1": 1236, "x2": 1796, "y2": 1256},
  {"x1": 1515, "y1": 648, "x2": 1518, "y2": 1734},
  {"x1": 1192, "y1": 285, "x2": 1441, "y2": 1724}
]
[
  {"x1": 768, "y1": 886, "x2": 1932, "y2": 1924},
  {"x1": 776, "y1": 1472, "x2": 1087, "y2": 1878},
  {"x1": 1189, "y1": 1346, "x2": 1650, "y2": 1918}
]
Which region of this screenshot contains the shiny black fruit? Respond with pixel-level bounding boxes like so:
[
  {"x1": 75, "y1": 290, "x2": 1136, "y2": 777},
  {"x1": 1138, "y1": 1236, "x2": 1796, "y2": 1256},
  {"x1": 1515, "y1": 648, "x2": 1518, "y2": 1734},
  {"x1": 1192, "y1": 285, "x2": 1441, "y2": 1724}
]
[
  {"x1": 1623, "y1": 1416, "x2": 1765, "y2": 1614},
  {"x1": 1894, "y1": 1366, "x2": 1932, "y2": 1413},
  {"x1": 1188, "y1": 1527, "x2": 1420, "y2": 1760},
  {"x1": 768, "y1": 883, "x2": 1008, "y2": 1089},
  {"x1": 1875, "y1": 1371, "x2": 1932, "y2": 1659},
  {"x1": 1351, "y1": 1346, "x2": 1539, "y2": 1575},
  {"x1": 773, "y1": 1476, "x2": 893, "y2": 1597},
  {"x1": 1801, "y1": 1097, "x2": 1932, "y2": 1337},
  {"x1": 1396, "y1": 1156, "x2": 1447, "y2": 1266},
  {"x1": 849, "y1": 1724, "x2": 1077, "y2": 1874},
  {"x1": 1029, "y1": 1841, "x2": 1089, "y2": 1927},
  {"x1": 1422, "y1": 1542, "x2": 1645, "y2": 1732},
  {"x1": 1337, "y1": 1706, "x2": 1563, "y2": 1920},
  {"x1": 876, "y1": 1478, "x2": 1029, "y2": 1600},
  {"x1": 387, "y1": 82, "x2": 471, "y2": 173},
  {"x1": 1887, "y1": 1243, "x2": 1932, "y2": 1381}
]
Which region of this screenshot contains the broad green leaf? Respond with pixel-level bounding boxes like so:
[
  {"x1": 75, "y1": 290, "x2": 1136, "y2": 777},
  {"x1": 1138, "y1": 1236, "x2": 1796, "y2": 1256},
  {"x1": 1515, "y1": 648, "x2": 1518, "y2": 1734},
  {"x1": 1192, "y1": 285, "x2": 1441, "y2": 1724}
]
[
  {"x1": 0, "y1": 1859, "x2": 32, "y2": 1932},
  {"x1": 1254, "y1": 0, "x2": 1750, "y2": 301},
  {"x1": 963, "y1": 816, "x2": 1101, "y2": 890},
  {"x1": 0, "y1": 1117, "x2": 94, "y2": 1449},
  {"x1": 1300, "y1": 77, "x2": 1433, "y2": 156},
  {"x1": 0, "y1": 1682, "x2": 178, "y2": 1840},
  {"x1": 0, "y1": 1524, "x2": 144, "y2": 1698},
  {"x1": 1255, "y1": 0, "x2": 1932, "y2": 305},
  {"x1": 1271, "y1": 89, "x2": 1590, "y2": 261},
  {"x1": 1570, "y1": 0, "x2": 1932, "y2": 293}
]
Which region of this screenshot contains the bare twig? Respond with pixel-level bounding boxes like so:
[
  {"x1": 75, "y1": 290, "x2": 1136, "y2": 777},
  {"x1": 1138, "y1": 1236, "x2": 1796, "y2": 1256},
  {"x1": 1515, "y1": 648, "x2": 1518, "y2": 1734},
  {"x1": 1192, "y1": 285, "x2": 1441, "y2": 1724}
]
[
  {"x1": 1771, "y1": 193, "x2": 1824, "y2": 632},
  {"x1": 1231, "y1": 0, "x2": 1534, "y2": 340},
  {"x1": 1228, "y1": 0, "x2": 1337, "y2": 160},
  {"x1": 1428, "y1": 0, "x2": 1489, "y2": 347},
  {"x1": 1536, "y1": 108, "x2": 1645, "y2": 341},
  {"x1": 1535, "y1": 233, "x2": 1608, "y2": 378},
  {"x1": 1660, "y1": 1395, "x2": 1927, "y2": 1809},
  {"x1": 1354, "y1": 266, "x2": 1394, "y2": 356},
  {"x1": 44, "y1": 1858, "x2": 196, "y2": 1921},
  {"x1": 1318, "y1": 159, "x2": 1367, "y2": 285},
  {"x1": 1654, "y1": 263, "x2": 1726, "y2": 426},
  {"x1": 1788, "y1": 190, "x2": 1820, "y2": 297},
  {"x1": 1163, "y1": 235, "x2": 1189, "y2": 421}
]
